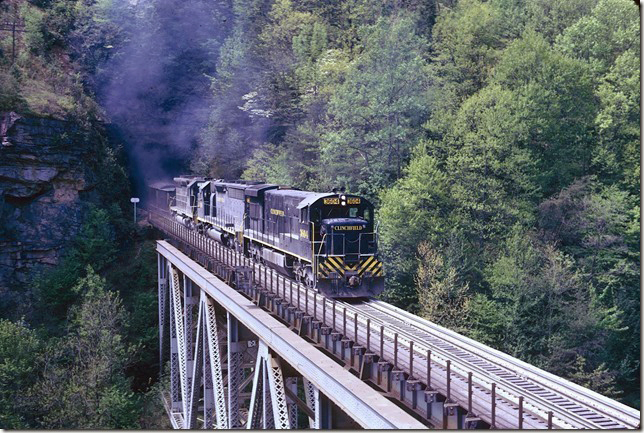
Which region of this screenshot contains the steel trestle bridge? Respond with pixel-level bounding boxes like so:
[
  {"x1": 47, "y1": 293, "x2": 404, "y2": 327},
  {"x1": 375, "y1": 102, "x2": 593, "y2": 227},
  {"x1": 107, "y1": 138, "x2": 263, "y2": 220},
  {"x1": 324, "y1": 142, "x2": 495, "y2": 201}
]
[{"x1": 150, "y1": 209, "x2": 640, "y2": 429}]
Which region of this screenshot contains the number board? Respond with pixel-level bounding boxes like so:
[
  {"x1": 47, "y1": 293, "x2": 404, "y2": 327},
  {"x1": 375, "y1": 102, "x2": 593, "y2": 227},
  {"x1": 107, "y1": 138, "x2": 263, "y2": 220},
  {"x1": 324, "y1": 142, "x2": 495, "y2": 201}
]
[
  {"x1": 347, "y1": 197, "x2": 361, "y2": 205},
  {"x1": 323, "y1": 197, "x2": 340, "y2": 205}
]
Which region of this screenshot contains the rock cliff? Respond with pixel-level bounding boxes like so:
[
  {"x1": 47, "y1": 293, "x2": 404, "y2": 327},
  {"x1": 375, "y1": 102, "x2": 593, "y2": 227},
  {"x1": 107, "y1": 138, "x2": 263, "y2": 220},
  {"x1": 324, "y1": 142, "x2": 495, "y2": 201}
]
[{"x1": 0, "y1": 112, "x2": 100, "y2": 309}]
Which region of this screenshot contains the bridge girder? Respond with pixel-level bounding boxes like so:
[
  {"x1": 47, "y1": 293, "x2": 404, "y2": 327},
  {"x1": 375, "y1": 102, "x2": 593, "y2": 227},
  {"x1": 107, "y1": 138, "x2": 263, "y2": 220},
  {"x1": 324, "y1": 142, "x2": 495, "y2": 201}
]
[{"x1": 158, "y1": 242, "x2": 425, "y2": 429}]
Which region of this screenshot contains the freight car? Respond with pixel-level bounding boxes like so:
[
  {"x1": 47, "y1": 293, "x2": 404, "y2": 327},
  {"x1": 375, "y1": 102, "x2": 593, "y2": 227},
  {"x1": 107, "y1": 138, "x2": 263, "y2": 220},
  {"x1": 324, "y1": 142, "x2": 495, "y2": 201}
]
[{"x1": 156, "y1": 176, "x2": 384, "y2": 298}]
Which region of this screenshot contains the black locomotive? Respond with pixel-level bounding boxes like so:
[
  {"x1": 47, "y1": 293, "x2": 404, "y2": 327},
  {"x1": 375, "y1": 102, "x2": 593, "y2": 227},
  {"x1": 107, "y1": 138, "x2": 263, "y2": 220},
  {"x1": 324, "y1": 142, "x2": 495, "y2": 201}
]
[{"x1": 149, "y1": 176, "x2": 384, "y2": 298}]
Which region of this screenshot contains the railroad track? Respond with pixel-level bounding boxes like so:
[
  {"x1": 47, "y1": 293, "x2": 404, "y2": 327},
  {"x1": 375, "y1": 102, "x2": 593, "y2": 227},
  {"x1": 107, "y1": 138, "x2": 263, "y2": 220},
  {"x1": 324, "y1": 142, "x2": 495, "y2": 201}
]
[
  {"x1": 346, "y1": 300, "x2": 640, "y2": 429},
  {"x1": 148, "y1": 210, "x2": 641, "y2": 429}
]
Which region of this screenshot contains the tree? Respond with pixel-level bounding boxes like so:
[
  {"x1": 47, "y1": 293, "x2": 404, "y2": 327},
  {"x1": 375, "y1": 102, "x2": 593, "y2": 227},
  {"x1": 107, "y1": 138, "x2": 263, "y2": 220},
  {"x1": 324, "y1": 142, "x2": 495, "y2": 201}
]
[
  {"x1": 556, "y1": 0, "x2": 639, "y2": 76},
  {"x1": 593, "y1": 48, "x2": 640, "y2": 192},
  {"x1": 242, "y1": 143, "x2": 297, "y2": 185},
  {"x1": 194, "y1": 24, "x2": 271, "y2": 179},
  {"x1": 32, "y1": 267, "x2": 139, "y2": 429},
  {"x1": 538, "y1": 177, "x2": 639, "y2": 400},
  {"x1": 36, "y1": 206, "x2": 118, "y2": 326},
  {"x1": 416, "y1": 242, "x2": 471, "y2": 332},
  {"x1": 71, "y1": 206, "x2": 117, "y2": 271},
  {"x1": 484, "y1": 227, "x2": 613, "y2": 384},
  {"x1": 378, "y1": 143, "x2": 453, "y2": 308},
  {"x1": 441, "y1": 83, "x2": 540, "y2": 244},
  {"x1": 489, "y1": 30, "x2": 596, "y2": 196},
  {"x1": 320, "y1": 15, "x2": 430, "y2": 199},
  {"x1": 0, "y1": 320, "x2": 43, "y2": 428},
  {"x1": 429, "y1": 0, "x2": 508, "y2": 115},
  {"x1": 489, "y1": 0, "x2": 598, "y2": 45}
]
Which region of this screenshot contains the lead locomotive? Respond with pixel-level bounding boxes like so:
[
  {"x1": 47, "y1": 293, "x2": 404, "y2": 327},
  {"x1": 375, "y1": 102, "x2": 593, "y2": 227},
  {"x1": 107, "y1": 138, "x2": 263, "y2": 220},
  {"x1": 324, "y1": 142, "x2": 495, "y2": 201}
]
[{"x1": 153, "y1": 176, "x2": 384, "y2": 298}]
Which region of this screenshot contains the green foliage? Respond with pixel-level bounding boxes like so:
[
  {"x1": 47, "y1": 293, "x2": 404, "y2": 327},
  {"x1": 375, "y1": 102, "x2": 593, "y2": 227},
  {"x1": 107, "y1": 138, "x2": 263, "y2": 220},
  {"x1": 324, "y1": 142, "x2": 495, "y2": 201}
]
[
  {"x1": 243, "y1": 143, "x2": 298, "y2": 185},
  {"x1": 442, "y1": 83, "x2": 539, "y2": 238},
  {"x1": 594, "y1": 48, "x2": 640, "y2": 191},
  {"x1": 4, "y1": 0, "x2": 639, "y2": 419},
  {"x1": 22, "y1": 2, "x2": 47, "y2": 53},
  {"x1": 138, "y1": 373, "x2": 172, "y2": 429},
  {"x1": 3, "y1": 0, "x2": 116, "y2": 120},
  {"x1": 568, "y1": 356, "x2": 622, "y2": 400},
  {"x1": 0, "y1": 320, "x2": 43, "y2": 429},
  {"x1": 416, "y1": 242, "x2": 471, "y2": 333},
  {"x1": 37, "y1": 206, "x2": 118, "y2": 326},
  {"x1": 491, "y1": 0, "x2": 598, "y2": 44},
  {"x1": 537, "y1": 177, "x2": 639, "y2": 393},
  {"x1": 70, "y1": 206, "x2": 117, "y2": 270},
  {"x1": 0, "y1": 69, "x2": 26, "y2": 111},
  {"x1": 484, "y1": 228, "x2": 606, "y2": 371},
  {"x1": 557, "y1": 0, "x2": 639, "y2": 75},
  {"x1": 194, "y1": 24, "x2": 268, "y2": 179},
  {"x1": 378, "y1": 143, "x2": 452, "y2": 307},
  {"x1": 320, "y1": 15, "x2": 430, "y2": 199},
  {"x1": 103, "y1": 239, "x2": 159, "y2": 390},
  {"x1": 31, "y1": 267, "x2": 140, "y2": 428},
  {"x1": 491, "y1": 31, "x2": 596, "y2": 195},
  {"x1": 430, "y1": 0, "x2": 508, "y2": 107},
  {"x1": 377, "y1": 0, "x2": 638, "y2": 406},
  {"x1": 293, "y1": 21, "x2": 328, "y2": 92}
]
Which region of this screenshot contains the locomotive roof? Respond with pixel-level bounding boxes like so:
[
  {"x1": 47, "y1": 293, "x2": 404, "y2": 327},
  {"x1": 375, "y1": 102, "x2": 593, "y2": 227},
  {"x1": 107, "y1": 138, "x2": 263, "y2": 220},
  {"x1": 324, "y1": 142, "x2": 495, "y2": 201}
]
[
  {"x1": 267, "y1": 189, "x2": 367, "y2": 209},
  {"x1": 245, "y1": 183, "x2": 279, "y2": 197},
  {"x1": 265, "y1": 188, "x2": 326, "y2": 204},
  {"x1": 215, "y1": 180, "x2": 263, "y2": 188},
  {"x1": 148, "y1": 181, "x2": 176, "y2": 191},
  {"x1": 295, "y1": 192, "x2": 336, "y2": 208},
  {"x1": 266, "y1": 189, "x2": 337, "y2": 209}
]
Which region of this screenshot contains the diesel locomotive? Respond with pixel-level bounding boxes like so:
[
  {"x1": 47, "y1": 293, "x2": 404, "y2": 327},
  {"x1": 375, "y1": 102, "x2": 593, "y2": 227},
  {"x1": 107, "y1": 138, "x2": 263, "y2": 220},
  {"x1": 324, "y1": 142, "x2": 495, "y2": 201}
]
[{"x1": 149, "y1": 176, "x2": 384, "y2": 298}]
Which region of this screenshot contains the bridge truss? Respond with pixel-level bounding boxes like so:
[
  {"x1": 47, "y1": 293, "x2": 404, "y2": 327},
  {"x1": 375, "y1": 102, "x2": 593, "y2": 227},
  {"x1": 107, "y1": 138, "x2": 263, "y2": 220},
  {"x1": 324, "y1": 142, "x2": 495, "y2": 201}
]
[
  {"x1": 152, "y1": 210, "x2": 640, "y2": 429},
  {"x1": 158, "y1": 240, "x2": 424, "y2": 428}
]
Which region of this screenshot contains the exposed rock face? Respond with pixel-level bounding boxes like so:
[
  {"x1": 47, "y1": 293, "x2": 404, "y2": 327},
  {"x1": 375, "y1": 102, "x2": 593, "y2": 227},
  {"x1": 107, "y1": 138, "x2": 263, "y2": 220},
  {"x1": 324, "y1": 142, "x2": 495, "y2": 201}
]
[{"x1": 0, "y1": 112, "x2": 100, "y2": 307}]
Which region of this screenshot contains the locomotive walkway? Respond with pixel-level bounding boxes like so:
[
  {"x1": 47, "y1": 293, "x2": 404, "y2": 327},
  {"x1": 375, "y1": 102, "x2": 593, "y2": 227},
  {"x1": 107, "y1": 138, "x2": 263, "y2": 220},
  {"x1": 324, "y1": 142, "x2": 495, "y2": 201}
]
[{"x1": 149, "y1": 210, "x2": 641, "y2": 429}]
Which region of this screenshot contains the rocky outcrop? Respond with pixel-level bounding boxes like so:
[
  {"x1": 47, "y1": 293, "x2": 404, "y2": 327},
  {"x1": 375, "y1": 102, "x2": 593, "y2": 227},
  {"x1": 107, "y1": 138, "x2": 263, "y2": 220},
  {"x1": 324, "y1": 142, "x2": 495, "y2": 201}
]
[{"x1": 0, "y1": 112, "x2": 100, "y2": 303}]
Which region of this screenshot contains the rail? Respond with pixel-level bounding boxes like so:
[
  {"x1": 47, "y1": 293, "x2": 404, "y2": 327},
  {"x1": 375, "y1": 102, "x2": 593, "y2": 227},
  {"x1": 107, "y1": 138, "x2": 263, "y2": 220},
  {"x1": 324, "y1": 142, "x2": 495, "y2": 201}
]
[{"x1": 146, "y1": 209, "x2": 640, "y2": 429}]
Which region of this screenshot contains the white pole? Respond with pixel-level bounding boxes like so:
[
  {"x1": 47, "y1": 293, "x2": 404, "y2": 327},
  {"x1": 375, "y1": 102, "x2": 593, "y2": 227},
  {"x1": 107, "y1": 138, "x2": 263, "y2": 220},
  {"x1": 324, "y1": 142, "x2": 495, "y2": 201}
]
[{"x1": 131, "y1": 197, "x2": 140, "y2": 224}]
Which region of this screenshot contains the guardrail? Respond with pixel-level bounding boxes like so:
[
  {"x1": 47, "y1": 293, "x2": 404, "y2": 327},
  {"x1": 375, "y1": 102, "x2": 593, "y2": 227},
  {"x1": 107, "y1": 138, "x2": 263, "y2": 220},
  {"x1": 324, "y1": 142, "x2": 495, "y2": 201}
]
[{"x1": 147, "y1": 209, "x2": 640, "y2": 429}]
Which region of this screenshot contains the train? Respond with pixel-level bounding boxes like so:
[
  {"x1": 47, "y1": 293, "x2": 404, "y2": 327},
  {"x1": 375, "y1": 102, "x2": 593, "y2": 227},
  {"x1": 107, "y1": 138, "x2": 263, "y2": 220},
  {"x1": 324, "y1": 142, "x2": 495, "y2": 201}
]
[{"x1": 148, "y1": 177, "x2": 384, "y2": 298}]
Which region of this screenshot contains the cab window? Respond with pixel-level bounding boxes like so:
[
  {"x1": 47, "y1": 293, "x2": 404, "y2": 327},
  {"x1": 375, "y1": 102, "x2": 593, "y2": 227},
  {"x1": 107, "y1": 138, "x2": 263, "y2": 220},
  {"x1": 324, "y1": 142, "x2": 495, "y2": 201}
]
[{"x1": 349, "y1": 207, "x2": 358, "y2": 218}]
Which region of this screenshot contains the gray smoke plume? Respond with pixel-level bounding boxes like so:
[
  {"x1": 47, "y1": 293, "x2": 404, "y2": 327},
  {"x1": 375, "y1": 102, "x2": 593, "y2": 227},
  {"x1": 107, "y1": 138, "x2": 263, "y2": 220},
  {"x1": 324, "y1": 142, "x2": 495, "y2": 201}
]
[{"x1": 98, "y1": 0, "x2": 232, "y2": 194}]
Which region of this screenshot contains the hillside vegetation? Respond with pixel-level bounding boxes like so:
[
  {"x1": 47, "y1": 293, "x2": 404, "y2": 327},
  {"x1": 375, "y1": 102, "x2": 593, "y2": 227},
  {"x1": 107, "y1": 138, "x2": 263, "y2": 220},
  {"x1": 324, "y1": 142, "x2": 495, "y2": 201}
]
[
  {"x1": 189, "y1": 0, "x2": 640, "y2": 407},
  {"x1": 0, "y1": 0, "x2": 639, "y2": 427},
  {"x1": 0, "y1": 0, "x2": 165, "y2": 428}
]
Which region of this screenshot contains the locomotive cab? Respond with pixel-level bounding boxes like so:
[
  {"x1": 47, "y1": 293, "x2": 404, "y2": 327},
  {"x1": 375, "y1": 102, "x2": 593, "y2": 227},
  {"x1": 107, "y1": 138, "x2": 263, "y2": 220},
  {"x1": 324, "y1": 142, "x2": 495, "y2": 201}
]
[
  {"x1": 320, "y1": 218, "x2": 369, "y2": 262},
  {"x1": 307, "y1": 194, "x2": 383, "y2": 296}
]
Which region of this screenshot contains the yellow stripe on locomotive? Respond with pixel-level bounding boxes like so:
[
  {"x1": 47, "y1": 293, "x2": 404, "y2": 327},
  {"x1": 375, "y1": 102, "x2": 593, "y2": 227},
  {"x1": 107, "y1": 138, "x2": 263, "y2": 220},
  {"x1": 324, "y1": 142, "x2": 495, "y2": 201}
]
[{"x1": 317, "y1": 256, "x2": 383, "y2": 278}]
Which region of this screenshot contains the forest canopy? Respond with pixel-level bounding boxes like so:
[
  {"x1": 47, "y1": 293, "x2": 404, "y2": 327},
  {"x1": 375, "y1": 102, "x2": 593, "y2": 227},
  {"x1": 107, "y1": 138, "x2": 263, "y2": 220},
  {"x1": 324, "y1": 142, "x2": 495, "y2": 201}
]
[
  {"x1": 190, "y1": 0, "x2": 641, "y2": 407},
  {"x1": 0, "y1": 0, "x2": 640, "y2": 426}
]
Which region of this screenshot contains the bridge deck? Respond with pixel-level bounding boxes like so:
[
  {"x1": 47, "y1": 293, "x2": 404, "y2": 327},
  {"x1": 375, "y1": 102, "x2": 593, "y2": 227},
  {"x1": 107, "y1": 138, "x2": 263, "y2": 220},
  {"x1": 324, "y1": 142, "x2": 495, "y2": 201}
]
[
  {"x1": 151, "y1": 211, "x2": 640, "y2": 429},
  {"x1": 157, "y1": 240, "x2": 426, "y2": 429}
]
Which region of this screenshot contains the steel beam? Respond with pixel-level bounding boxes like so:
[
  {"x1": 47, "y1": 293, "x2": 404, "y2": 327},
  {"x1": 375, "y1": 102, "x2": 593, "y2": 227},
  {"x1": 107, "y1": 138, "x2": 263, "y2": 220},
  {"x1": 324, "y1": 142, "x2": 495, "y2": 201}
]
[
  {"x1": 158, "y1": 254, "x2": 167, "y2": 375},
  {"x1": 227, "y1": 312, "x2": 243, "y2": 428},
  {"x1": 169, "y1": 265, "x2": 189, "y2": 419},
  {"x1": 157, "y1": 240, "x2": 426, "y2": 429},
  {"x1": 202, "y1": 292, "x2": 228, "y2": 428}
]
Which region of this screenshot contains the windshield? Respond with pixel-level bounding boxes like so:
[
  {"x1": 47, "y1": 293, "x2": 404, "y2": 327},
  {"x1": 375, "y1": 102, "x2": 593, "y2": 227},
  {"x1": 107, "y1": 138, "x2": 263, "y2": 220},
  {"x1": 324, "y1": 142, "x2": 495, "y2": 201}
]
[{"x1": 312, "y1": 205, "x2": 372, "y2": 223}]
